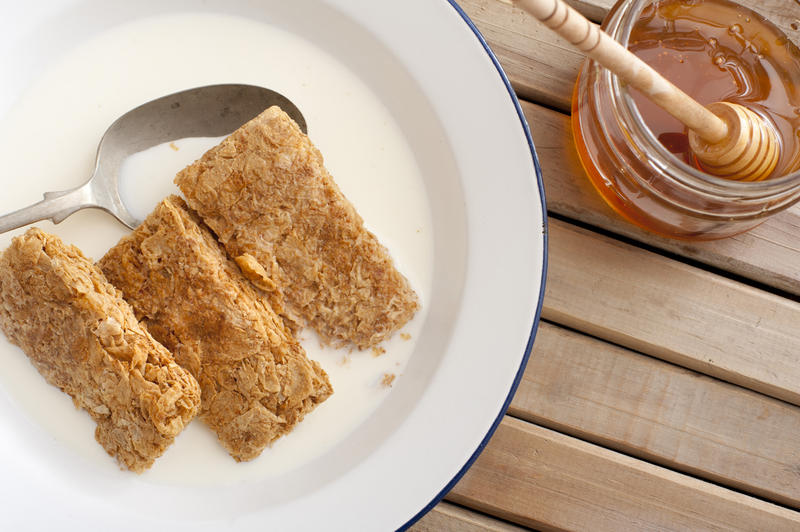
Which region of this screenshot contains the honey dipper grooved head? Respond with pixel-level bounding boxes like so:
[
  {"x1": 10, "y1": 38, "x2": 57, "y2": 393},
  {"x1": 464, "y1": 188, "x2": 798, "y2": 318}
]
[{"x1": 688, "y1": 102, "x2": 780, "y2": 182}]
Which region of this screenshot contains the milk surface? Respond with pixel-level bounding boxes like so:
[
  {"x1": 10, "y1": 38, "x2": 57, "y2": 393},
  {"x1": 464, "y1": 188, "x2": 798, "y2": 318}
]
[{"x1": 0, "y1": 13, "x2": 433, "y2": 484}]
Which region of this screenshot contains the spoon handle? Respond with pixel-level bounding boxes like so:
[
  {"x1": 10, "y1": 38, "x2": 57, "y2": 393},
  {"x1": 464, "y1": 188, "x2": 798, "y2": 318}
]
[{"x1": 0, "y1": 184, "x2": 92, "y2": 234}]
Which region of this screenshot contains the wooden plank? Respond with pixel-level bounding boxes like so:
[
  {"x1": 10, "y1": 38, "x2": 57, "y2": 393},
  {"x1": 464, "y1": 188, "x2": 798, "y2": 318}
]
[
  {"x1": 524, "y1": 99, "x2": 800, "y2": 297},
  {"x1": 544, "y1": 218, "x2": 800, "y2": 405},
  {"x1": 412, "y1": 502, "x2": 529, "y2": 532},
  {"x1": 511, "y1": 322, "x2": 800, "y2": 508},
  {"x1": 447, "y1": 418, "x2": 800, "y2": 531},
  {"x1": 458, "y1": 0, "x2": 800, "y2": 108},
  {"x1": 456, "y1": 0, "x2": 585, "y2": 110}
]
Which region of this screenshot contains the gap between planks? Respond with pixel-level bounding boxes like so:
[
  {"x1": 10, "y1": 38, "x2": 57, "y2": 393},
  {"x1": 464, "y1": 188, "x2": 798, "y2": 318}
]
[
  {"x1": 456, "y1": 0, "x2": 800, "y2": 297},
  {"x1": 512, "y1": 321, "x2": 800, "y2": 509},
  {"x1": 446, "y1": 417, "x2": 800, "y2": 532}
]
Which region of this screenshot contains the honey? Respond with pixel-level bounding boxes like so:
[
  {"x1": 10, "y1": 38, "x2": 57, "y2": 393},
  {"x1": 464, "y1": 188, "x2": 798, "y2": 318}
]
[
  {"x1": 628, "y1": 0, "x2": 800, "y2": 180},
  {"x1": 572, "y1": 0, "x2": 800, "y2": 240}
]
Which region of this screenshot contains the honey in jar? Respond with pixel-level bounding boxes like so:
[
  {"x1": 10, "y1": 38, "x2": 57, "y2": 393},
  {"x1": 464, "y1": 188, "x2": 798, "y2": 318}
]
[{"x1": 572, "y1": 0, "x2": 800, "y2": 240}]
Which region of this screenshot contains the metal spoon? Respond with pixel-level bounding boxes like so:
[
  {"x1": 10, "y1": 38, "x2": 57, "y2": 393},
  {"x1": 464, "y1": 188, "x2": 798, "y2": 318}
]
[{"x1": 0, "y1": 84, "x2": 307, "y2": 233}]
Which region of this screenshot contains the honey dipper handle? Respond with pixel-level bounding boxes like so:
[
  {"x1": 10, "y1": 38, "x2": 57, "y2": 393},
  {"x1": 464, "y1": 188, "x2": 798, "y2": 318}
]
[{"x1": 513, "y1": 0, "x2": 729, "y2": 143}]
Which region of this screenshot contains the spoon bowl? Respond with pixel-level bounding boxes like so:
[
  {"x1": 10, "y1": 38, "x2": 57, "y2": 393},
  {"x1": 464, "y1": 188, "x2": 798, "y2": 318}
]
[{"x1": 0, "y1": 84, "x2": 306, "y2": 233}]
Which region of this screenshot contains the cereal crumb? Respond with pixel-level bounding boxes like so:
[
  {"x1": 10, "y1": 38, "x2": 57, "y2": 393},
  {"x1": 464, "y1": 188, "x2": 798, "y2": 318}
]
[
  {"x1": 169, "y1": 142, "x2": 179, "y2": 151},
  {"x1": 400, "y1": 333, "x2": 412, "y2": 341},
  {"x1": 371, "y1": 346, "x2": 386, "y2": 357},
  {"x1": 381, "y1": 373, "x2": 396, "y2": 388}
]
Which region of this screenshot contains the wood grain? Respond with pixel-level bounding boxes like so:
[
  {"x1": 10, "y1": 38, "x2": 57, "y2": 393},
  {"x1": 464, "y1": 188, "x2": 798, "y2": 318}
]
[
  {"x1": 544, "y1": 218, "x2": 800, "y2": 405},
  {"x1": 458, "y1": 0, "x2": 583, "y2": 111},
  {"x1": 457, "y1": 0, "x2": 585, "y2": 109},
  {"x1": 459, "y1": 0, "x2": 800, "y2": 107},
  {"x1": 524, "y1": 99, "x2": 800, "y2": 297},
  {"x1": 513, "y1": 322, "x2": 800, "y2": 508},
  {"x1": 448, "y1": 418, "x2": 800, "y2": 531},
  {"x1": 411, "y1": 502, "x2": 529, "y2": 532}
]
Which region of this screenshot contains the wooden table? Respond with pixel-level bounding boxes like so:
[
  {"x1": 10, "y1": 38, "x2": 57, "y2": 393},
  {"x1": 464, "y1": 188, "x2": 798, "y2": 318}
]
[{"x1": 413, "y1": 1, "x2": 800, "y2": 530}]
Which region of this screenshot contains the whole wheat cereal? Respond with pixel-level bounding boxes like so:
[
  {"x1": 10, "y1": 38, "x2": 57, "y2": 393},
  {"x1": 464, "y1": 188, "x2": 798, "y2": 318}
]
[
  {"x1": 99, "y1": 196, "x2": 332, "y2": 461},
  {"x1": 0, "y1": 228, "x2": 200, "y2": 472},
  {"x1": 175, "y1": 106, "x2": 419, "y2": 349}
]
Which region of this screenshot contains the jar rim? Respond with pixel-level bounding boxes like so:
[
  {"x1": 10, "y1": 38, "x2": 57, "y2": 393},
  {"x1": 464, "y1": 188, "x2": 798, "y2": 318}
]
[{"x1": 606, "y1": 0, "x2": 800, "y2": 197}]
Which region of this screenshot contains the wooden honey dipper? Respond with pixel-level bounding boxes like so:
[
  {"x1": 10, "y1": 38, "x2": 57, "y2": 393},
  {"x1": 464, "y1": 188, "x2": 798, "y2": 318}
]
[{"x1": 513, "y1": 0, "x2": 781, "y2": 182}]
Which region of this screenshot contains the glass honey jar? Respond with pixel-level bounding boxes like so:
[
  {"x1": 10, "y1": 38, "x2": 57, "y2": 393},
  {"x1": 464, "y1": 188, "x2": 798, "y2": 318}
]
[{"x1": 572, "y1": 0, "x2": 800, "y2": 240}]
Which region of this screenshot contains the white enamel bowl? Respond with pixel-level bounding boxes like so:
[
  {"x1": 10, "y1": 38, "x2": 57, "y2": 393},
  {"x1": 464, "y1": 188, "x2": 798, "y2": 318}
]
[{"x1": 0, "y1": 1, "x2": 546, "y2": 530}]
